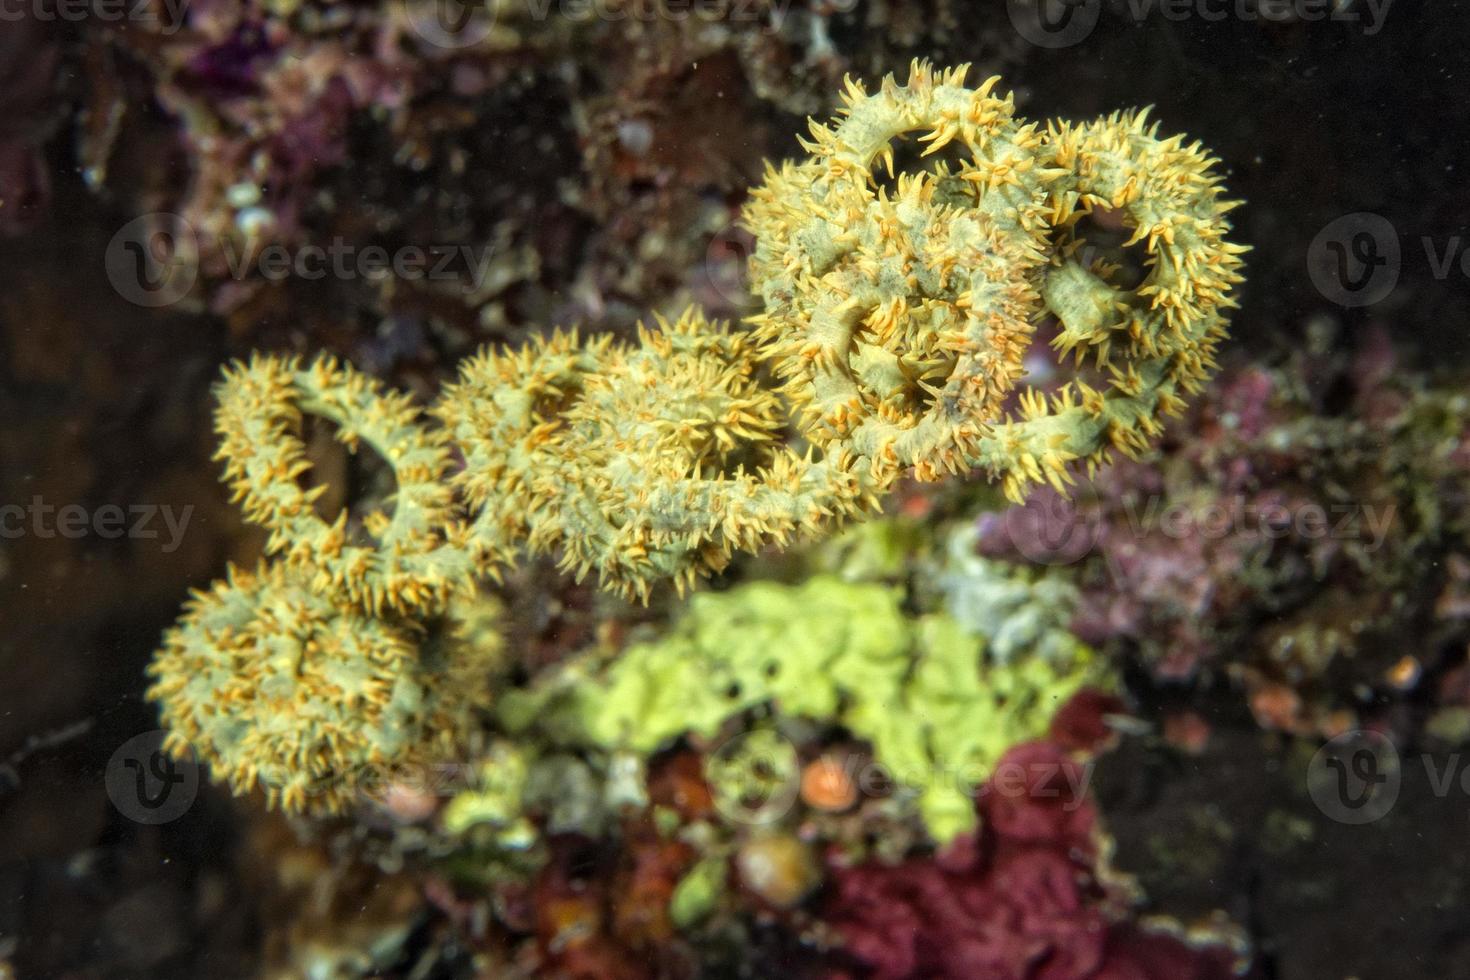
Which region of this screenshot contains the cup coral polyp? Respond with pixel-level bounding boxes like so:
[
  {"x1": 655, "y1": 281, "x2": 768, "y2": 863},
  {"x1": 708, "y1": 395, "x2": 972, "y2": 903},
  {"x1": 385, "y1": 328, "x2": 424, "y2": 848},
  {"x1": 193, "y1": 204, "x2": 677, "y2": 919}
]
[{"x1": 742, "y1": 60, "x2": 1246, "y2": 501}]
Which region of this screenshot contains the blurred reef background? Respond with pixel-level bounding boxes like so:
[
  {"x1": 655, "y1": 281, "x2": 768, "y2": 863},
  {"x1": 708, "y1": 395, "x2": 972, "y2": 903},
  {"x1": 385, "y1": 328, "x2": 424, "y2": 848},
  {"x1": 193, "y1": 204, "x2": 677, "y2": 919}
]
[{"x1": 3, "y1": 2, "x2": 1470, "y2": 978}]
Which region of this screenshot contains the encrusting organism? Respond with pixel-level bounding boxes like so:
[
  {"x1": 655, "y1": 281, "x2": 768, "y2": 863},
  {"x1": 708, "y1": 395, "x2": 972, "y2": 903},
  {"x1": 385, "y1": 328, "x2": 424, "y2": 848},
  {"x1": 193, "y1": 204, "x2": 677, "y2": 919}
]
[
  {"x1": 743, "y1": 61, "x2": 1246, "y2": 501},
  {"x1": 148, "y1": 63, "x2": 1243, "y2": 815},
  {"x1": 938, "y1": 524, "x2": 1081, "y2": 666},
  {"x1": 495, "y1": 575, "x2": 1108, "y2": 842}
]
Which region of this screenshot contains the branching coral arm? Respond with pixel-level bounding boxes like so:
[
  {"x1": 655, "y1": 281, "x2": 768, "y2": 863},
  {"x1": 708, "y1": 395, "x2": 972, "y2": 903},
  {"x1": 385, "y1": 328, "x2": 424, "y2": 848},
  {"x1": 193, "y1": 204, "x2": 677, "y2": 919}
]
[
  {"x1": 433, "y1": 330, "x2": 610, "y2": 576},
  {"x1": 967, "y1": 110, "x2": 1247, "y2": 500},
  {"x1": 212, "y1": 354, "x2": 473, "y2": 615},
  {"x1": 146, "y1": 563, "x2": 498, "y2": 815},
  {"x1": 743, "y1": 61, "x2": 1246, "y2": 502},
  {"x1": 521, "y1": 310, "x2": 871, "y2": 601}
]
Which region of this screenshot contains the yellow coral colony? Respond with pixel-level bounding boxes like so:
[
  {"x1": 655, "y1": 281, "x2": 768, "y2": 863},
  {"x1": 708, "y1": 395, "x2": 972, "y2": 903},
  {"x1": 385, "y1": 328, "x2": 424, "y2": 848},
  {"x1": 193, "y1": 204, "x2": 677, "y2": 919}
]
[
  {"x1": 437, "y1": 310, "x2": 868, "y2": 602},
  {"x1": 743, "y1": 61, "x2": 1246, "y2": 501},
  {"x1": 148, "y1": 64, "x2": 1245, "y2": 814}
]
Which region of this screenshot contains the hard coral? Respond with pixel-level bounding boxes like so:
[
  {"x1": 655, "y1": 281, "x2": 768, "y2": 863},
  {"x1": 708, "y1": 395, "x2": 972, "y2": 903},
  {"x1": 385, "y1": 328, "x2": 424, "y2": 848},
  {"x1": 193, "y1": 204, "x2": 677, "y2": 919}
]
[
  {"x1": 149, "y1": 65, "x2": 1245, "y2": 816},
  {"x1": 152, "y1": 349, "x2": 509, "y2": 814},
  {"x1": 435, "y1": 327, "x2": 609, "y2": 576},
  {"x1": 745, "y1": 65, "x2": 1053, "y2": 488},
  {"x1": 744, "y1": 61, "x2": 1246, "y2": 501},
  {"x1": 193, "y1": 66, "x2": 1244, "y2": 608},
  {"x1": 534, "y1": 310, "x2": 850, "y2": 601}
]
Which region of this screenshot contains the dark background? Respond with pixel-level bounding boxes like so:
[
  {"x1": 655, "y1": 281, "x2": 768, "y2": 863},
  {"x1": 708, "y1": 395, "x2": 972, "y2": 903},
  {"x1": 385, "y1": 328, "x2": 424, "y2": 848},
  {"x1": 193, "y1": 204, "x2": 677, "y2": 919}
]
[{"x1": 2, "y1": 0, "x2": 1469, "y2": 976}]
